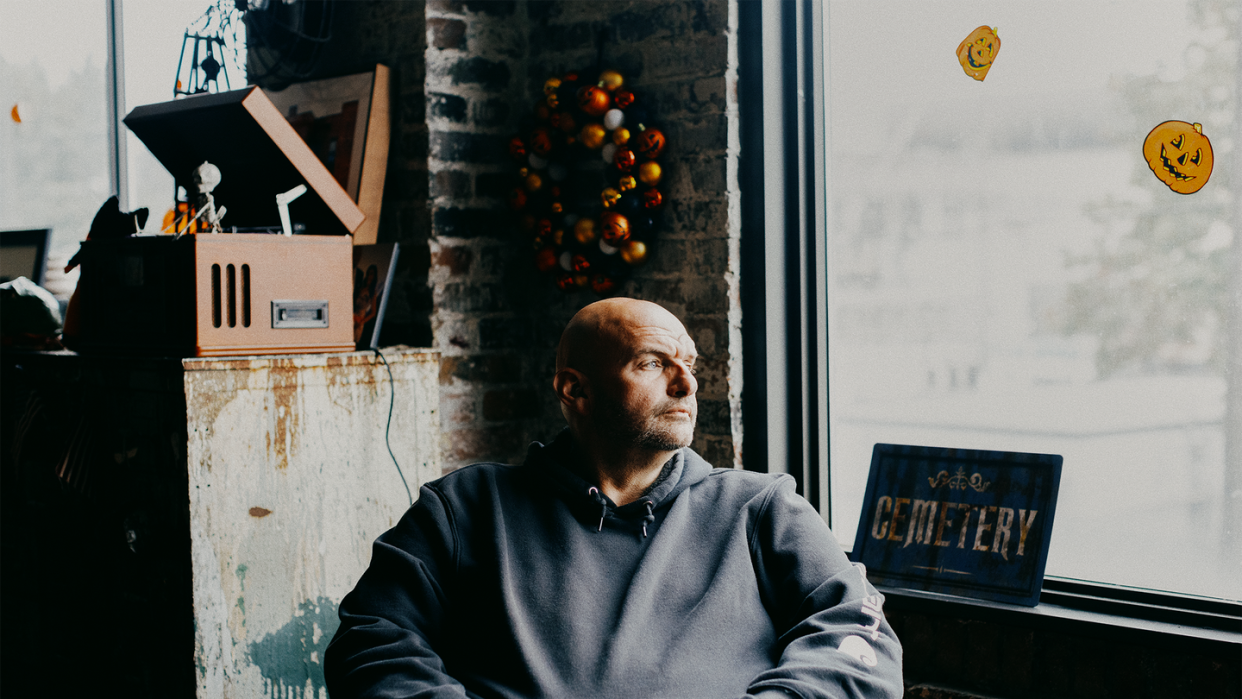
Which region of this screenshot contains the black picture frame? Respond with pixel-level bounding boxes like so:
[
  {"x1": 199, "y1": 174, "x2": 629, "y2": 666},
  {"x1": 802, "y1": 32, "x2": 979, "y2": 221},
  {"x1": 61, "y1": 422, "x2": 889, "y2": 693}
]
[{"x1": 0, "y1": 229, "x2": 52, "y2": 287}]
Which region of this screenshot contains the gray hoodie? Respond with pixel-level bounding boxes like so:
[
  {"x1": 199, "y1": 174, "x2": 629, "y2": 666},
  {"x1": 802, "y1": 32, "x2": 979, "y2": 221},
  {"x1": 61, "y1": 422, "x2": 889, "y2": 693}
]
[{"x1": 325, "y1": 432, "x2": 903, "y2": 698}]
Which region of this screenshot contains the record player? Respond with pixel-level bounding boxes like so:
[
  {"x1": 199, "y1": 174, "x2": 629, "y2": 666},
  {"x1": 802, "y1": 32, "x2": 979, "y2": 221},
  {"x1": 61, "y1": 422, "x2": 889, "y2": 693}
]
[{"x1": 71, "y1": 87, "x2": 362, "y2": 357}]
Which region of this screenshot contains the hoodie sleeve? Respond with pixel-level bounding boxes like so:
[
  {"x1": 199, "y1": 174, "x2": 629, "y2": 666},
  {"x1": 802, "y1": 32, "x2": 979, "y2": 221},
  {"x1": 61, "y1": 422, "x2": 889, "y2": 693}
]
[
  {"x1": 746, "y1": 477, "x2": 904, "y2": 699},
  {"x1": 325, "y1": 484, "x2": 480, "y2": 699}
]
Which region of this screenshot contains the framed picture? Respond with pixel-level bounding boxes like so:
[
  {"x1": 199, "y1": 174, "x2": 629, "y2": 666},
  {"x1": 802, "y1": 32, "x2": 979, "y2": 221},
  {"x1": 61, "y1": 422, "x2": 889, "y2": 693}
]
[
  {"x1": 0, "y1": 229, "x2": 52, "y2": 287},
  {"x1": 851, "y1": 443, "x2": 1062, "y2": 606},
  {"x1": 264, "y1": 65, "x2": 391, "y2": 245},
  {"x1": 352, "y1": 243, "x2": 399, "y2": 351}
]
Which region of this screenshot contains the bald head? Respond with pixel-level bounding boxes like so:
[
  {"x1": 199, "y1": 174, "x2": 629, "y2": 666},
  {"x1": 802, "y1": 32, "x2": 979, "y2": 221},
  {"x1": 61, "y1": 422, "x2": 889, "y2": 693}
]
[{"x1": 556, "y1": 298, "x2": 690, "y2": 376}]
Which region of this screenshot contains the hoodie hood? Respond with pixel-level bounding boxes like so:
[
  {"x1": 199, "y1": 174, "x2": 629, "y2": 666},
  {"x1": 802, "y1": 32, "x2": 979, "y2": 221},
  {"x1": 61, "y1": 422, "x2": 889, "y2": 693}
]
[{"x1": 525, "y1": 428, "x2": 713, "y2": 528}]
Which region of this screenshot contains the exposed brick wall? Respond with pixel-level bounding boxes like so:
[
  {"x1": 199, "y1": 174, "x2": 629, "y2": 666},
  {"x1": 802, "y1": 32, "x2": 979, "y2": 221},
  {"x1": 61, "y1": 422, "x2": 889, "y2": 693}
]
[
  {"x1": 426, "y1": 0, "x2": 742, "y2": 472},
  {"x1": 252, "y1": 0, "x2": 742, "y2": 472}
]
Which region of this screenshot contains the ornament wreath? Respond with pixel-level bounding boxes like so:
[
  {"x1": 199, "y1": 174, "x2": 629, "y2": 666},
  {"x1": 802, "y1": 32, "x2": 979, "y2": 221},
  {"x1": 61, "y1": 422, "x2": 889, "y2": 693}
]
[{"x1": 507, "y1": 68, "x2": 667, "y2": 295}]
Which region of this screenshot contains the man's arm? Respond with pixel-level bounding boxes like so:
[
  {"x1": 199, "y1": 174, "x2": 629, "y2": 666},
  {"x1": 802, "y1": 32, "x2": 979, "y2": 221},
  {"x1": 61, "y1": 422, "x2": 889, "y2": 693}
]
[
  {"x1": 746, "y1": 478, "x2": 904, "y2": 699},
  {"x1": 325, "y1": 484, "x2": 480, "y2": 698}
]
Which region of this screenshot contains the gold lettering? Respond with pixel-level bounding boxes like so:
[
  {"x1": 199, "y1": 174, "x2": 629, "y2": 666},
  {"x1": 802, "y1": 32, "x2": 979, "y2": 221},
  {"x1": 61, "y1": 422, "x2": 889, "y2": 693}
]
[
  {"x1": 956, "y1": 506, "x2": 974, "y2": 548},
  {"x1": 888, "y1": 498, "x2": 911, "y2": 542},
  {"x1": 972, "y1": 505, "x2": 996, "y2": 552},
  {"x1": 933, "y1": 503, "x2": 956, "y2": 547},
  {"x1": 993, "y1": 507, "x2": 1014, "y2": 561},
  {"x1": 1017, "y1": 509, "x2": 1039, "y2": 556},
  {"x1": 871, "y1": 497, "x2": 893, "y2": 540},
  {"x1": 904, "y1": 500, "x2": 938, "y2": 548}
]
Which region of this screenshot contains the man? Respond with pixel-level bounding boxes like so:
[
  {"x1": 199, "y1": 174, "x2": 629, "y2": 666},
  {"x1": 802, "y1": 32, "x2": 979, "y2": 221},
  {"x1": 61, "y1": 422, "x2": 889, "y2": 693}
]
[{"x1": 326, "y1": 298, "x2": 903, "y2": 698}]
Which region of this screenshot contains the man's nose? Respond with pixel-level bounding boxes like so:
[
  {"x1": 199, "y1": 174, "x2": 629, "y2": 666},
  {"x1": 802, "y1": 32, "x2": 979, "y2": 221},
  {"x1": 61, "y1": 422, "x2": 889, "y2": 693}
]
[{"x1": 669, "y1": 362, "x2": 697, "y2": 398}]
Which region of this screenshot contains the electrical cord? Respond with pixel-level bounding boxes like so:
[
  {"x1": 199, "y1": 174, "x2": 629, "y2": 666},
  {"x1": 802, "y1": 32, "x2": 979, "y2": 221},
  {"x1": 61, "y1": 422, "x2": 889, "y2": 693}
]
[{"x1": 373, "y1": 348, "x2": 412, "y2": 506}]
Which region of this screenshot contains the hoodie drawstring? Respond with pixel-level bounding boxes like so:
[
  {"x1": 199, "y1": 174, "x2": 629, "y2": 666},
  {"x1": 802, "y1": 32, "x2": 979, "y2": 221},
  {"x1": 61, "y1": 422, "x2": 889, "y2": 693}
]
[
  {"x1": 641, "y1": 500, "x2": 655, "y2": 539},
  {"x1": 587, "y1": 487, "x2": 607, "y2": 531}
]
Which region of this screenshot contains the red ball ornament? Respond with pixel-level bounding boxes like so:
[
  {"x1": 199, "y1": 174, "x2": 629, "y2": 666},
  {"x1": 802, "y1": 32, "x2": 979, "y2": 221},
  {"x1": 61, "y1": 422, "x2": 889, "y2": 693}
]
[
  {"x1": 613, "y1": 147, "x2": 637, "y2": 172},
  {"x1": 591, "y1": 273, "x2": 618, "y2": 295},
  {"x1": 555, "y1": 272, "x2": 577, "y2": 291},
  {"x1": 571, "y1": 254, "x2": 591, "y2": 273},
  {"x1": 536, "y1": 218, "x2": 552, "y2": 238},
  {"x1": 577, "y1": 85, "x2": 611, "y2": 116},
  {"x1": 508, "y1": 188, "x2": 527, "y2": 211},
  {"x1": 634, "y1": 127, "x2": 666, "y2": 160},
  {"x1": 508, "y1": 136, "x2": 527, "y2": 160},
  {"x1": 613, "y1": 88, "x2": 635, "y2": 109},
  {"x1": 600, "y1": 211, "x2": 631, "y2": 245},
  {"x1": 529, "y1": 128, "x2": 554, "y2": 156},
  {"x1": 535, "y1": 247, "x2": 559, "y2": 272},
  {"x1": 550, "y1": 111, "x2": 577, "y2": 134},
  {"x1": 642, "y1": 188, "x2": 664, "y2": 210}
]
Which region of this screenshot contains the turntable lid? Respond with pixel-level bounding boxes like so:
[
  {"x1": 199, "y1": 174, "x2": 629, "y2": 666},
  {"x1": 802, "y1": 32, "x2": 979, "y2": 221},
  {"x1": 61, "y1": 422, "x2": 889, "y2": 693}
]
[{"x1": 124, "y1": 87, "x2": 365, "y2": 236}]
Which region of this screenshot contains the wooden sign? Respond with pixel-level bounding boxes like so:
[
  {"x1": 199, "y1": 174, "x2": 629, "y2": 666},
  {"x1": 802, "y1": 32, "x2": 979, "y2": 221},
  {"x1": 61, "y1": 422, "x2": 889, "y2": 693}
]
[{"x1": 851, "y1": 443, "x2": 1062, "y2": 606}]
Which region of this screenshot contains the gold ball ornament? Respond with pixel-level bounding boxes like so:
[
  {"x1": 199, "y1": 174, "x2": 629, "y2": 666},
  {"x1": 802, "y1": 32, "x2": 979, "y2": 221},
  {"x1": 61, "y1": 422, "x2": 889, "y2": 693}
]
[
  {"x1": 579, "y1": 123, "x2": 607, "y2": 149},
  {"x1": 544, "y1": 77, "x2": 562, "y2": 96},
  {"x1": 599, "y1": 70, "x2": 624, "y2": 92},
  {"x1": 618, "y1": 176, "x2": 637, "y2": 192},
  {"x1": 612, "y1": 128, "x2": 631, "y2": 145},
  {"x1": 524, "y1": 173, "x2": 544, "y2": 192},
  {"x1": 620, "y1": 240, "x2": 648, "y2": 265},
  {"x1": 600, "y1": 187, "x2": 622, "y2": 208},
  {"x1": 573, "y1": 217, "x2": 597, "y2": 245},
  {"x1": 638, "y1": 161, "x2": 662, "y2": 187}
]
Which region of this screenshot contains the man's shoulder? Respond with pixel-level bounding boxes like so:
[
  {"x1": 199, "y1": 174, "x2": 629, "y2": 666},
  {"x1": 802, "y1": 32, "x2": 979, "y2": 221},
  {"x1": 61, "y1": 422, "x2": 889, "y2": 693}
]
[
  {"x1": 425, "y1": 461, "x2": 521, "y2": 499},
  {"x1": 696, "y1": 466, "x2": 796, "y2": 502}
]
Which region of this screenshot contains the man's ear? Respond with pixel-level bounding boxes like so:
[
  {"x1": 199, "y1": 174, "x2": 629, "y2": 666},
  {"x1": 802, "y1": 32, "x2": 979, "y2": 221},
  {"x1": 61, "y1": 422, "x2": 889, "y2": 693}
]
[{"x1": 553, "y1": 368, "x2": 591, "y2": 415}]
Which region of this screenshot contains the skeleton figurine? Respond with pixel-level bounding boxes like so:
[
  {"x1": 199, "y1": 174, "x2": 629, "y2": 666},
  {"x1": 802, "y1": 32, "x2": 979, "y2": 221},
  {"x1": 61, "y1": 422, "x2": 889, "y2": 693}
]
[{"x1": 190, "y1": 161, "x2": 227, "y2": 234}]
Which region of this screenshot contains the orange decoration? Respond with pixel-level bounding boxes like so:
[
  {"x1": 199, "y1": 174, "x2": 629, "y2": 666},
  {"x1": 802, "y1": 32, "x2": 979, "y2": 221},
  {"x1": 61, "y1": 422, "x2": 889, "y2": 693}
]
[
  {"x1": 956, "y1": 26, "x2": 1001, "y2": 81},
  {"x1": 529, "y1": 128, "x2": 554, "y2": 156},
  {"x1": 508, "y1": 136, "x2": 527, "y2": 159},
  {"x1": 599, "y1": 70, "x2": 624, "y2": 92},
  {"x1": 1143, "y1": 121, "x2": 1214, "y2": 194},
  {"x1": 535, "y1": 247, "x2": 559, "y2": 272},
  {"x1": 642, "y1": 189, "x2": 664, "y2": 210},
  {"x1": 591, "y1": 273, "x2": 618, "y2": 295},
  {"x1": 600, "y1": 187, "x2": 622, "y2": 208},
  {"x1": 614, "y1": 147, "x2": 637, "y2": 172},
  {"x1": 573, "y1": 218, "x2": 597, "y2": 245},
  {"x1": 600, "y1": 211, "x2": 631, "y2": 245},
  {"x1": 612, "y1": 127, "x2": 631, "y2": 145},
  {"x1": 524, "y1": 173, "x2": 544, "y2": 192},
  {"x1": 556, "y1": 272, "x2": 577, "y2": 291},
  {"x1": 508, "y1": 188, "x2": 527, "y2": 211},
  {"x1": 577, "y1": 85, "x2": 611, "y2": 116},
  {"x1": 634, "y1": 127, "x2": 666, "y2": 160},
  {"x1": 613, "y1": 89, "x2": 635, "y2": 109}
]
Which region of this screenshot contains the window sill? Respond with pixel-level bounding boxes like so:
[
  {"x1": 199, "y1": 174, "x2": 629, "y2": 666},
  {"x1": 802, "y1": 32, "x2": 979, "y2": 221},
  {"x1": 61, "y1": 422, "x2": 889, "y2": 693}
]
[{"x1": 877, "y1": 577, "x2": 1241, "y2": 653}]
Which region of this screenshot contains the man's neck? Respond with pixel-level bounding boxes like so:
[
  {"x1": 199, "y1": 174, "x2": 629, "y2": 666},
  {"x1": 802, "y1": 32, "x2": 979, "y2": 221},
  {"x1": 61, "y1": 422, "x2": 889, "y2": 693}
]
[{"x1": 571, "y1": 432, "x2": 675, "y2": 506}]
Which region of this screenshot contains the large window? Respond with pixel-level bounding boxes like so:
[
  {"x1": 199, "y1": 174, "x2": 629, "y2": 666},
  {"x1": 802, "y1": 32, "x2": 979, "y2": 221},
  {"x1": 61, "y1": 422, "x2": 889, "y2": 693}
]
[
  {"x1": 823, "y1": 0, "x2": 1239, "y2": 601},
  {"x1": 0, "y1": 0, "x2": 245, "y2": 262}
]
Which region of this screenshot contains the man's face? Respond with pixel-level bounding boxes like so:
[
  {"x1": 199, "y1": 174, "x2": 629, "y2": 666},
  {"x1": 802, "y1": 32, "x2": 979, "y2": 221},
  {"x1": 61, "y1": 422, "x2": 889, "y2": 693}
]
[{"x1": 591, "y1": 313, "x2": 698, "y2": 451}]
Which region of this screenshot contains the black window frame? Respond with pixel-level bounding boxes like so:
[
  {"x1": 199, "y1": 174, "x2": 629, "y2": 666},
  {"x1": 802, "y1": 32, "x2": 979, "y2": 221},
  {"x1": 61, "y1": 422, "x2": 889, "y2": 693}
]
[{"x1": 736, "y1": 0, "x2": 1241, "y2": 648}]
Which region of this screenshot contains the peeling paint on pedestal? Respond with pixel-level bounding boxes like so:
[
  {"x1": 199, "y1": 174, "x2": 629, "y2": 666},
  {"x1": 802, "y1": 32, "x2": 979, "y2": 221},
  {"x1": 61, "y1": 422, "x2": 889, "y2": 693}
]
[{"x1": 184, "y1": 349, "x2": 440, "y2": 699}]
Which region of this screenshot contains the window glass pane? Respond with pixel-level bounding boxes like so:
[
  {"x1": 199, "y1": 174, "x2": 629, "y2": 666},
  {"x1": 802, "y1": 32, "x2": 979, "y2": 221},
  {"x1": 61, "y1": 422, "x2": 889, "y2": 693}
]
[
  {"x1": 124, "y1": 1, "x2": 246, "y2": 228},
  {"x1": 0, "y1": 0, "x2": 109, "y2": 258},
  {"x1": 824, "y1": 0, "x2": 1239, "y2": 600}
]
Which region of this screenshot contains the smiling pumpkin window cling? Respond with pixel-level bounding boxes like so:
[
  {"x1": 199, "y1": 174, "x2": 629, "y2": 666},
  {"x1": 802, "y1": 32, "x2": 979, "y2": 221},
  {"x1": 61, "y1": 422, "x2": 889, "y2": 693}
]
[
  {"x1": 1143, "y1": 121, "x2": 1214, "y2": 194},
  {"x1": 956, "y1": 26, "x2": 1001, "y2": 81}
]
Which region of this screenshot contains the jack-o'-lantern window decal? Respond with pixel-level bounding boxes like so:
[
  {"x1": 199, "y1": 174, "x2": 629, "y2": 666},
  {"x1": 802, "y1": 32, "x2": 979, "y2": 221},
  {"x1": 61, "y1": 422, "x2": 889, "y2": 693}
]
[
  {"x1": 956, "y1": 26, "x2": 1000, "y2": 81},
  {"x1": 1143, "y1": 121, "x2": 1214, "y2": 194},
  {"x1": 506, "y1": 69, "x2": 669, "y2": 295}
]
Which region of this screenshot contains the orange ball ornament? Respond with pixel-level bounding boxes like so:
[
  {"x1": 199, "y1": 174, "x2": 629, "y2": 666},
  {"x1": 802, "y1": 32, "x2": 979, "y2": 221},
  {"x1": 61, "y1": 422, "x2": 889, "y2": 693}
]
[
  {"x1": 620, "y1": 240, "x2": 648, "y2": 265},
  {"x1": 591, "y1": 273, "x2": 618, "y2": 295},
  {"x1": 572, "y1": 254, "x2": 591, "y2": 272},
  {"x1": 524, "y1": 173, "x2": 544, "y2": 192},
  {"x1": 508, "y1": 136, "x2": 527, "y2": 159},
  {"x1": 529, "y1": 128, "x2": 554, "y2": 156},
  {"x1": 618, "y1": 175, "x2": 637, "y2": 192},
  {"x1": 579, "y1": 123, "x2": 607, "y2": 149},
  {"x1": 577, "y1": 85, "x2": 611, "y2": 116},
  {"x1": 555, "y1": 272, "x2": 576, "y2": 291},
  {"x1": 600, "y1": 211, "x2": 631, "y2": 245},
  {"x1": 634, "y1": 127, "x2": 666, "y2": 160}
]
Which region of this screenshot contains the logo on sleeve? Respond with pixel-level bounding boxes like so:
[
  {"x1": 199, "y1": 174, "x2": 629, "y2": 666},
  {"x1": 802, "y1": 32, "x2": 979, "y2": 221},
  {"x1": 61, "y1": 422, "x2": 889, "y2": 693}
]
[{"x1": 837, "y1": 635, "x2": 878, "y2": 667}]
